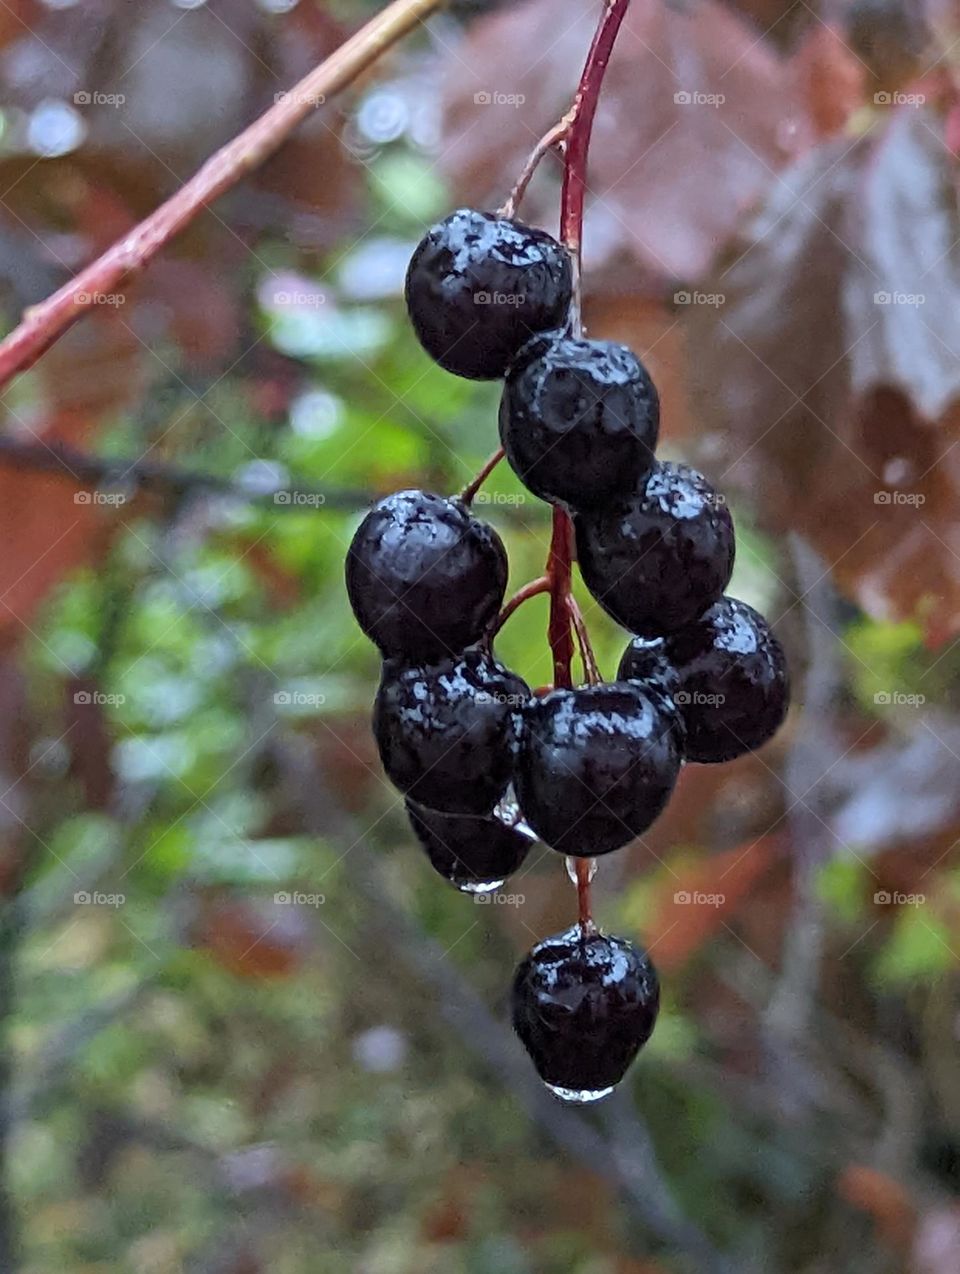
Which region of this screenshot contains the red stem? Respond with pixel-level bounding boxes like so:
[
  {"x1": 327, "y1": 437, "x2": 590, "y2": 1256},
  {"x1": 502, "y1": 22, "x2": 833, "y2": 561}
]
[
  {"x1": 461, "y1": 446, "x2": 505, "y2": 505},
  {"x1": 551, "y1": 0, "x2": 629, "y2": 920},
  {"x1": 491, "y1": 573, "x2": 550, "y2": 635}
]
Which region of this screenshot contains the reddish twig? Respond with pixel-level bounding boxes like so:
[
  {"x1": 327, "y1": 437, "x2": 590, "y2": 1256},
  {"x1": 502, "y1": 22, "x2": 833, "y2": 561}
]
[
  {"x1": 0, "y1": 0, "x2": 444, "y2": 389},
  {"x1": 567, "y1": 594, "x2": 601, "y2": 685},
  {"x1": 460, "y1": 446, "x2": 505, "y2": 505},
  {"x1": 491, "y1": 574, "x2": 550, "y2": 636},
  {"x1": 550, "y1": 0, "x2": 630, "y2": 914},
  {"x1": 575, "y1": 857, "x2": 595, "y2": 930},
  {"x1": 499, "y1": 117, "x2": 571, "y2": 220}
]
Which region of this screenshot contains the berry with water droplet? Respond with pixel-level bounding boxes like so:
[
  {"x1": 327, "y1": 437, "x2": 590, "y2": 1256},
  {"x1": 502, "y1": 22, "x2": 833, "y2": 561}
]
[
  {"x1": 405, "y1": 208, "x2": 573, "y2": 379},
  {"x1": 515, "y1": 682, "x2": 682, "y2": 857},
  {"x1": 346, "y1": 489, "x2": 507, "y2": 661},
  {"x1": 374, "y1": 647, "x2": 529, "y2": 815},
  {"x1": 575, "y1": 461, "x2": 734, "y2": 636},
  {"x1": 499, "y1": 335, "x2": 659, "y2": 507},
  {"x1": 663, "y1": 595, "x2": 789, "y2": 762},
  {"x1": 512, "y1": 924, "x2": 660, "y2": 1101},
  {"x1": 406, "y1": 799, "x2": 535, "y2": 893}
]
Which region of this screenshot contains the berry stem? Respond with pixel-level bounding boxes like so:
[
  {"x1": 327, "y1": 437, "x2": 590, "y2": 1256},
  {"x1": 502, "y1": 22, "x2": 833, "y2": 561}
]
[
  {"x1": 460, "y1": 446, "x2": 505, "y2": 505},
  {"x1": 491, "y1": 574, "x2": 551, "y2": 635},
  {"x1": 550, "y1": 0, "x2": 629, "y2": 910},
  {"x1": 567, "y1": 594, "x2": 602, "y2": 685},
  {"x1": 499, "y1": 117, "x2": 571, "y2": 220},
  {"x1": 559, "y1": 0, "x2": 631, "y2": 334}
]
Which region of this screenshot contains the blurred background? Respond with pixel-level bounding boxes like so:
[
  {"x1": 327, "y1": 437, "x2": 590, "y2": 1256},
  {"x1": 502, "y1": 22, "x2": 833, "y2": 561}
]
[{"x1": 0, "y1": 0, "x2": 959, "y2": 1270}]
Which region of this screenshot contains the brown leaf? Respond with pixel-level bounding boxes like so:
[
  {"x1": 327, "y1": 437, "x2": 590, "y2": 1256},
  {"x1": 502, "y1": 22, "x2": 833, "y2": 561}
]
[
  {"x1": 687, "y1": 110, "x2": 960, "y2": 642},
  {"x1": 440, "y1": 0, "x2": 810, "y2": 285}
]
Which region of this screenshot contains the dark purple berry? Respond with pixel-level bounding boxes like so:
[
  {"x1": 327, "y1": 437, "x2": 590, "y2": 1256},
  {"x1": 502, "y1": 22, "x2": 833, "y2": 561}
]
[
  {"x1": 663, "y1": 596, "x2": 789, "y2": 762},
  {"x1": 499, "y1": 335, "x2": 659, "y2": 507},
  {"x1": 512, "y1": 925, "x2": 660, "y2": 1100},
  {"x1": 345, "y1": 490, "x2": 507, "y2": 661},
  {"x1": 374, "y1": 648, "x2": 529, "y2": 815},
  {"x1": 404, "y1": 209, "x2": 572, "y2": 380},
  {"x1": 617, "y1": 636, "x2": 681, "y2": 701},
  {"x1": 515, "y1": 682, "x2": 682, "y2": 858},
  {"x1": 575, "y1": 461, "x2": 735, "y2": 636},
  {"x1": 406, "y1": 799, "x2": 535, "y2": 892}
]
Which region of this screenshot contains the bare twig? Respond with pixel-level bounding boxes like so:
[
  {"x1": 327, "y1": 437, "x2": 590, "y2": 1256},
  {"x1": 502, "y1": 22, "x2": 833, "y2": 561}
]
[{"x1": 0, "y1": 0, "x2": 445, "y2": 388}]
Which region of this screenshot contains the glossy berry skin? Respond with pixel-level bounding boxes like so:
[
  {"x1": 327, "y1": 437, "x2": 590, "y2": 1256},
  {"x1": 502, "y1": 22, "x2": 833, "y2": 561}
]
[
  {"x1": 663, "y1": 596, "x2": 789, "y2": 763},
  {"x1": 404, "y1": 209, "x2": 573, "y2": 380},
  {"x1": 575, "y1": 461, "x2": 735, "y2": 636},
  {"x1": 499, "y1": 335, "x2": 659, "y2": 508},
  {"x1": 515, "y1": 682, "x2": 682, "y2": 858},
  {"x1": 346, "y1": 490, "x2": 507, "y2": 662},
  {"x1": 374, "y1": 648, "x2": 529, "y2": 816},
  {"x1": 406, "y1": 800, "x2": 535, "y2": 893},
  {"x1": 512, "y1": 925, "x2": 660, "y2": 1099},
  {"x1": 617, "y1": 636, "x2": 681, "y2": 707}
]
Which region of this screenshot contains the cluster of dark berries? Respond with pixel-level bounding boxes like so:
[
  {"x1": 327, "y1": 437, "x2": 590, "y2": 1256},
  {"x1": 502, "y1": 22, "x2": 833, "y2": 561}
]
[{"x1": 345, "y1": 208, "x2": 789, "y2": 1103}]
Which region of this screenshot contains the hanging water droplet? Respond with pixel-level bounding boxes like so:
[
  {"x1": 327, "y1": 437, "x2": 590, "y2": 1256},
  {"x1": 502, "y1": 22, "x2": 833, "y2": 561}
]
[
  {"x1": 565, "y1": 855, "x2": 598, "y2": 886},
  {"x1": 454, "y1": 876, "x2": 505, "y2": 896},
  {"x1": 545, "y1": 1081, "x2": 615, "y2": 1104}
]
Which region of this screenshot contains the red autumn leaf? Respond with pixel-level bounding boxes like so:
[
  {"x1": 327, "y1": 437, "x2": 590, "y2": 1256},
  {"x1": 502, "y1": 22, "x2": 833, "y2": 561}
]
[{"x1": 440, "y1": 0, "x2": 811, "y2": 286}]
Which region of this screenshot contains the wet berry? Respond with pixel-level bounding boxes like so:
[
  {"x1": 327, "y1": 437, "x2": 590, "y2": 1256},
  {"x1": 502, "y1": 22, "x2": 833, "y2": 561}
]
[
  {"x1": 575, "y1": 461, "x2": 735, "y2": 636},
  {"x1": 512, "y1": 925, "x2": 660, "y2": 1101},
  {"x1": 499, "y1": 335, "x2": 659, "y2": 507},
  {"x1": 406, "y1": 799, "x2": 535, "y2": 893},
  {"x1": 617, "y1": 635, "x2": 681, "y2": 704},
  {"x1": 515, "y1": 682, "x2": 682, "y2": 857},
  {"x1": 663, "y1": 596, "x2": 789, "y2": 762},
  {"x1": 404, "y1": 209, "x2": 573, "y2": 380},
  {"x1": 345, "y1": 490, "x2": 507, "y2": 661},
  {"x1": 374, "y1": 647, "x2": 529, "y2": 815}
]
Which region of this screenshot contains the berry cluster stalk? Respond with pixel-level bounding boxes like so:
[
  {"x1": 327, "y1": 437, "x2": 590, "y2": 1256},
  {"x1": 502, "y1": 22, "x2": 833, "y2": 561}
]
[{"x1": 551, "y1": 0, "x2": 631, "y2": 928}]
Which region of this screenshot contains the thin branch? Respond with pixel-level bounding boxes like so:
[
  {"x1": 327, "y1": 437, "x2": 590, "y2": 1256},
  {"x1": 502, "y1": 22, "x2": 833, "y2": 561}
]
[
  {"x1": 490, "y1": 574, "x2": 550, "y2": 635},
  {"x1": 0, "y1": 0, "x2": 445, "y2": 389},
  {"x1": 499, "y1": 117, "x2": 570, "y2": 220},
  {"x1": 460, "y1": 446, "x2": 505, "y2": 505},
  {"x1": 0, "y1": 437, "x2": 373, "y2": 509}
]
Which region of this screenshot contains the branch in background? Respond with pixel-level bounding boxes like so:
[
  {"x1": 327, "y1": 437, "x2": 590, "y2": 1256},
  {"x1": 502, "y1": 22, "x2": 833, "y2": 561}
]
[
  {"x1": 0, "y1": 0, "x2": 445, "y2": 388},
  {"x1": 0, "y1": 438, "x2": 372, "y2": 510}
]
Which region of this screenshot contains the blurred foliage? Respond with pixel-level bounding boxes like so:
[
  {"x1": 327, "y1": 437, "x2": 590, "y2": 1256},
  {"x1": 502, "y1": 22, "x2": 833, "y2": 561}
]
[{"x1": 1, "y1": 1, "x2": 960, "y2": 1273}]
